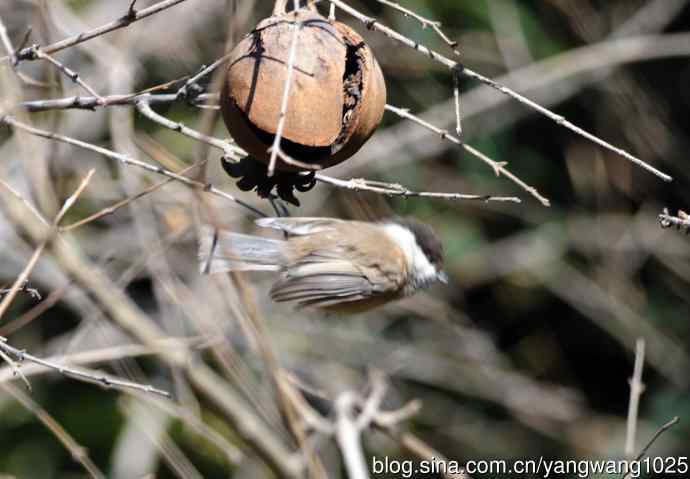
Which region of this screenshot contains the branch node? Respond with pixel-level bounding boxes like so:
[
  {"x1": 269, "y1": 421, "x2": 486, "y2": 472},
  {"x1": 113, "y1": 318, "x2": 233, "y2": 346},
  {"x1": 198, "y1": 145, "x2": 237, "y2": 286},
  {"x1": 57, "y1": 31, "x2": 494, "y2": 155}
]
[{"x1": 126, "y1": 0, "x2": 139, "y2": 21}]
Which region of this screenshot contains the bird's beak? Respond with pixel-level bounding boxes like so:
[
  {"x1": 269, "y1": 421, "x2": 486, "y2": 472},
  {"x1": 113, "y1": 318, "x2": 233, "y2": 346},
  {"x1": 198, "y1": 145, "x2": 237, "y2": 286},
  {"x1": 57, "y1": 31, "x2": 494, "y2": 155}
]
[{"x1": 437, "y1": 271, "x2": 449, "y2": 284}]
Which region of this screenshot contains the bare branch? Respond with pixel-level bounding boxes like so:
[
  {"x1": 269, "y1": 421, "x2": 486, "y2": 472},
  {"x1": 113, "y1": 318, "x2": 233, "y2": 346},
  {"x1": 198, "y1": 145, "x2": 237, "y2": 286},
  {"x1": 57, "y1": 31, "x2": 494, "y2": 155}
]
[
  {"x1": 20, "y1": 92, "x2": 217, "y2": 113},
  {"x1": 61, "y1": 161, "x2": 206, "y2": 232},
  {"x1": 0, "y1": 169, "x2": 95, "y2": 323},
  {"x1": 28, "y1": 46, "x2": 104, "y2": 100},
  {"x1": 355, "y1": 370, "x2": 388, "y2": 430},
  {"x1": 0, "y1": 344, "x2": 31, "y2": 391},
  {"x1": 0, "y1": 177, "x2": 50, "y2": 225},
  {"x1": 330, "y1": 0, "x2": 673, "y2": 183},
  {"x1": 625, "y1": 338, "x2": 645, "y2": 458},
  {"x1": 0, "y1": 115, "x2": 267, "y2": 218},
  {"x1": 374, "y1": 0, "x2": 460, "y2": 55},
  {"x1": 385, "y1": 104, "x2": 549, "y2": 206},
  {"x1": 623, "y1": 417, "x2": 680, "y2": 479},
  {"x1": 0, "y1": 280, "x2": 41, "y2": 301},
  {"x1": 0, "y1": 14, "x2": 17, "y2": 66},
  {"x1": 335, "y1": 392, "x2": 371, "y2": 479},
  {"x1": 127, "y1": 0, "x2": 139, "y2": 18},
  {"x1": 0, "y1": 285, "x2": 66, "y2": 337},
  {"x1": 135, "y1": 97, "x2": 242, "y2": 160},
  {"x1": 15, "y1": 27, "x2": 32, "y2": 53},
  {"x1": 0, "y1": 337, "x2": 170, "y2": 397},
  {"x1": 176, "y1": 53, "x2": 234, "y2": 100},
  {"x1": 452, "y1": 67, "x2": 463, "y2": 135},
  {"x1": 3, "y1": 0, "x2": 192, "y2": 63},
  {"x1": 315, "y1": 174, "x2": 521, "y2": 203}
]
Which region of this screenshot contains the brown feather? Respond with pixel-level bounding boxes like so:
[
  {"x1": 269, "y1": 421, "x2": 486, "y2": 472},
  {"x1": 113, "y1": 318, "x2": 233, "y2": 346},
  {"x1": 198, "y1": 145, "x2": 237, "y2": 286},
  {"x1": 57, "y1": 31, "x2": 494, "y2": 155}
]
[{"x1": 267, "y1": 220, "x2": 407, "y2": 311}]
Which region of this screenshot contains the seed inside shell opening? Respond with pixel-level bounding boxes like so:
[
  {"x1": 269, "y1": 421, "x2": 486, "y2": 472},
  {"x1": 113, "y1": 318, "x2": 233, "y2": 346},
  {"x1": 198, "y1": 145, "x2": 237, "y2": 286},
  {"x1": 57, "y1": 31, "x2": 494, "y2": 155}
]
[{"x1": 332, "y1": 39, "x2": 365, "y2": 155}]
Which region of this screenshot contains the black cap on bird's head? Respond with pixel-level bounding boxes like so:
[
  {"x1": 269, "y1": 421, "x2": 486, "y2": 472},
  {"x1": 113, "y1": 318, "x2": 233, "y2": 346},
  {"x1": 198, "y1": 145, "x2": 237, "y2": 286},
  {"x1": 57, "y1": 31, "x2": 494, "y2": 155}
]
[{"x1": 390, "y1": 216, "x2": 447, "y2": 283}]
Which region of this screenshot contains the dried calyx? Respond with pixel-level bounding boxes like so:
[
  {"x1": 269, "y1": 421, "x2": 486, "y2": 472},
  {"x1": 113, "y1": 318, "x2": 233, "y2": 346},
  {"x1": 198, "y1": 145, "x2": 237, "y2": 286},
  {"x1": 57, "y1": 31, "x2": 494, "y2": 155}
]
[{"x1": 220, "y1": 7, "x2": 386, "y2": 173}]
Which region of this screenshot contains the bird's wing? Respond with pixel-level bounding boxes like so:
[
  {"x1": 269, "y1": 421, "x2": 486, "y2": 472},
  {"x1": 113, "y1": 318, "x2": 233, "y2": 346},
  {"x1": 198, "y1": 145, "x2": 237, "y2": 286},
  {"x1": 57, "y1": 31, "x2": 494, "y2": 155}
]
[
  {"x1": 255, "y1": 217, "x2": 346, "y2": 236},
  {"x1": 269, "y1": 256, "x2": 393, "y2": 309}
]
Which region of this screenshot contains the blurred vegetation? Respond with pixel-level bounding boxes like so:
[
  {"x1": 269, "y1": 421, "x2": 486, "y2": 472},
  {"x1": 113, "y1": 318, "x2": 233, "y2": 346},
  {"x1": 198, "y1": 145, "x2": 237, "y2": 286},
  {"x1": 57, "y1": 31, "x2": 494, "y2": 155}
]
[{"x1": 1, "y1": 0, "x2": 690, "y2": 478}]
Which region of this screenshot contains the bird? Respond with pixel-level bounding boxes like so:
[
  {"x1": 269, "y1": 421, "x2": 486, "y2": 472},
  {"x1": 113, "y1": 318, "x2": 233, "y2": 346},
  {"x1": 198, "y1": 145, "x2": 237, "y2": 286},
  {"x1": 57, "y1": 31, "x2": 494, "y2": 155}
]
[{"x1": 198, "y1": 216, "x2": 447, "y2": 313}]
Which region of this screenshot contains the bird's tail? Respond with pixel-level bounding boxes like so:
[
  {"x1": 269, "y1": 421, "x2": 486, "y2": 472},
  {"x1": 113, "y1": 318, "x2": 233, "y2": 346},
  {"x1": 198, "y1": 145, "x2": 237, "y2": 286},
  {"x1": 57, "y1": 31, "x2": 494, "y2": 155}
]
[{"x1": 198, "y1": 226, "x2": 285, "y2": 274}]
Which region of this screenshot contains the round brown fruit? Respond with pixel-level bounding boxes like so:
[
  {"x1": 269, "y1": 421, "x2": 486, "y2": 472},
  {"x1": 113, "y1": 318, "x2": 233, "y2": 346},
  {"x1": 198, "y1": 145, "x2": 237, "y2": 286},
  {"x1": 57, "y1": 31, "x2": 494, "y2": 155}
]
[{"x1": 220, "y1": 9, "x2": 386, "y2": 172}]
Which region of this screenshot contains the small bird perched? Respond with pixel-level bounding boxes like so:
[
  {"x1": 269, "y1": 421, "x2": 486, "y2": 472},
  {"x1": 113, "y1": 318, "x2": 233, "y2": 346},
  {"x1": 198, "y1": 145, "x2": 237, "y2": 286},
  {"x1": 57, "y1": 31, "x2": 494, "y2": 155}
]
[{"x1": 199, "y1": 217, "x2": 447, "y2": 313}]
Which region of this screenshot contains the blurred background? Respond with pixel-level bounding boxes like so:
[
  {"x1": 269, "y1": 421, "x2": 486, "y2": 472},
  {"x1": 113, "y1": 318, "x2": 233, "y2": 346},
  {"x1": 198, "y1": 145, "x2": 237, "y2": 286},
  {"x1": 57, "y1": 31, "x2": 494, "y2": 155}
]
[{"x1": 1, "y1": 0, "x2": 689, "y2": 477}]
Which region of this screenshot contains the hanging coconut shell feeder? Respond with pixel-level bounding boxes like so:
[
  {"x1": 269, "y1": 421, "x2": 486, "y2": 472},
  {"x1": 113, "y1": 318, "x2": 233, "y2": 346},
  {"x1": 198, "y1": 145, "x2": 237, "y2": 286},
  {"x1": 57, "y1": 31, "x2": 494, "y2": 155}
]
[{"x1": 219, "y1": 4, "x2": 386, "y2": 204}]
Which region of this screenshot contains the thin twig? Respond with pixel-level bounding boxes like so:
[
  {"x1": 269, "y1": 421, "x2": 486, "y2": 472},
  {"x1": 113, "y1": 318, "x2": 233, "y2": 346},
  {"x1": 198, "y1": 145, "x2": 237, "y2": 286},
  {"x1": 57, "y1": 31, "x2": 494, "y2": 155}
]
[
  {"x1": 61, "y1": 160, "x2": 206, "y2": 232},
  {"x1": 55, "y1": 170, "x2": 96, "y2": 222},
  {"x1": 0, "y1": 169, "x2": 95, "y2": 323},
  {"x1": 0, "y1": 337, "x2": 170, "y2": 397},
  {"x1": 0, "y1": 171, "x2": 95, "y2": 390},
  {"x1": 374, "y1": 0, "x2": 460, "y2": 55},
  {"x1": 330, "y1": 0, "x2": 672, "y2": 183},
  {"x1": 453, "y1": 67, "x2": 463, "y2": 135},
  {"x1": 267, "y1": 17, "x2": 318, "y2": 176},
  {"x1": 15, "y1": 27, "x2": 32, "y2": 54},
  {"x1": 374, "y1": 399, "x2": 421, "y2": 427},
  {"x1": 128, "y1": 0, "x2": 139, "y2": 18},
  {"x1": 0, "y1": 177, "x2": 50, "y2": 225},
  {"x1": 279, "y1": 374, "x2": 335, "y2": 435},
  {"x1": 20, "y1": 92, "x2": 218, "y2": 112},
  {"x1": 0, "y1": 115, "x2": 267, "y2": 218},
  {"x1": 385, "y1": 104, "x2": 550, "y2": 206},
  {"x1": 0, "y1": 14, "x2": 17, "y2": 66},
  {"x1": 136, "y1": 97, "x2": 241, "y2": 160},
  {"x1": 132, "y1": 392, "x2": 244, "y2": 465},
  {"x1": 3, "y1": 0, "x2": 191, "y2": 63},
  {"x1": 315, "y1": 174, "x2": 521, "y2": 203},
  {"x1": 28, "y1": 46, "x2": 104, "y2": 100},
  {"x1": 622, "y1": 417, "x2": 680, "y2": 479},
  {"x1": 176, "y1": 53, "x2": 234, "y2": 100},
  {"x1": 355, "y1": 370, "x2": 387, "y2": 430},
  {"x1": 0, "y1": 285, "x2": 67, "y2": 337},
  {"x1": 335, "y1": 392, "x2": 370, "y2": 479},
  {"x1": 625, "y1": 338, "x2": 645, "y2": 458},
  {"x1": 0, "y1": 280, "x2": 42, "y2": 301},
  {"x1": 0, "y1": 345, "x2": 31, "y2": 391},
  {"x1": 0, "y1": 338, "x2": 203, "y2": 384}
]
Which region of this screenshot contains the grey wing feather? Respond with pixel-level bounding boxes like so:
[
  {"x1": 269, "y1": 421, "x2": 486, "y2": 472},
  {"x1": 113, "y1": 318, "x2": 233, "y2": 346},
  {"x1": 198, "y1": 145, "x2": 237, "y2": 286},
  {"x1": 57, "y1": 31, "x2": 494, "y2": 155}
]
[
  {"x1": 296, "y1": 295, "x2": 370, "y2": 309},
  {"x1": 255, "y1": 217, "x2": 345, "y2": 236},
  {"x1": 271, "y1": 275, "x2": 368, "y2": 298},
  {"x1": 198, "y1": 226, "x2": 284, "y2": 274},
  {"x1": 270, "y1": 257, "x2": 379, "y2": 307},
  {"x1": 270, "y1": 274, "x2": 374, "y2": 308}
]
